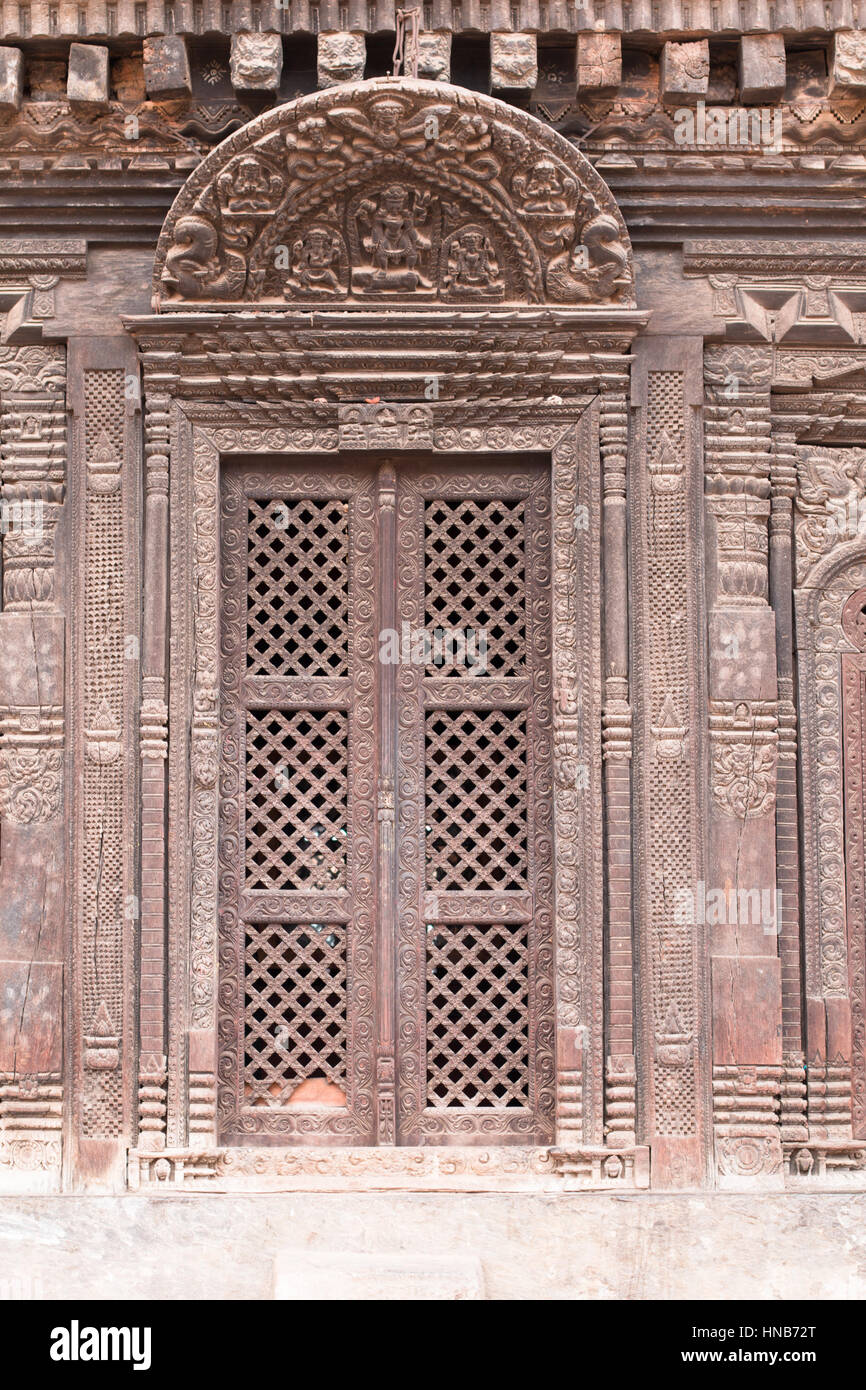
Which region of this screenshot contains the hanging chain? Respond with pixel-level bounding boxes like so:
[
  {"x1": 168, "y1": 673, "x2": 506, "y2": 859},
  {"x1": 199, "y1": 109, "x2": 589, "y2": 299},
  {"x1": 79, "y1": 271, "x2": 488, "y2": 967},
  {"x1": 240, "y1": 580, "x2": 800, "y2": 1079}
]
[{"x1": 393, "y1": 7, "x2": 420, "y2": 78}]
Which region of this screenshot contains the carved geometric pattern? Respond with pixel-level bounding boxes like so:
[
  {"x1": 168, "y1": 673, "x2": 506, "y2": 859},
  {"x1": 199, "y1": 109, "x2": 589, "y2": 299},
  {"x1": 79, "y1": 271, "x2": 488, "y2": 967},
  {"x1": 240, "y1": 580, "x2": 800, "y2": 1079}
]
[
  {"x1": 645, "y1": 369, "x2": 698, "y2": 1138},
  {"x1": 246, "y1": 497, "x2": 349, "y2": 675},
  {"x1": 425, "y1": 710, "x2": 528, "y2": 890},
  {"x1": 245, "y1": 710, "x2": 348, "y2": 891},
  {"x1": 80, "y1": 368, "x2": 127, "y2": 1141},
  {"x1": 426, "y1": 922, "x2": 529, "y2": 1108},
  {"x1": 243, "y1": 922, "x2": 347, "y2": 1107},
  {"x1": 424, "y1": 498, "x2": 526, "y2": 675},
  {"x1": 218, "y1": 462, "x2": 378, "y2": 1143}
]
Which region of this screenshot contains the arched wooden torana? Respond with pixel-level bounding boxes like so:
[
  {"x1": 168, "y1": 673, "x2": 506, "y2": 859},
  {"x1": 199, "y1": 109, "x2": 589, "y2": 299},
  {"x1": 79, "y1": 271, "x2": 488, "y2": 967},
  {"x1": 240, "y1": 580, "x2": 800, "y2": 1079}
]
[{"x1": 151, "y1": 76, "x2": 634, "y2": 312}]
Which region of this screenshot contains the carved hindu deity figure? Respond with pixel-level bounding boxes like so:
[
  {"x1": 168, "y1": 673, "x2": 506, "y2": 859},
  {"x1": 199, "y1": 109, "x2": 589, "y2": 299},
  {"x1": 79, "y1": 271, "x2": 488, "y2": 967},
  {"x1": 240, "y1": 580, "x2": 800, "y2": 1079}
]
[
  {"x1": 441, "y1": 226, "x2": 504, "y2": 298},
  {"x1": 352, "y1": 184, "x2": 433, "y2": 293},
  {"x1": 513, "y1": 157, "x2": 577, "y2": 214},
  {"x1": 285, "y1": 226, "x2": 348, "y2": 298}
]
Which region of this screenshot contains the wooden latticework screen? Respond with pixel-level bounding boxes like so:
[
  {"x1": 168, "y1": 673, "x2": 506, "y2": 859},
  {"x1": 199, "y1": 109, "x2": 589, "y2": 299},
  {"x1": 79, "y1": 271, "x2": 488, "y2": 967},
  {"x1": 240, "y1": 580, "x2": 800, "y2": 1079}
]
[{"x1": 218, "y1": 457, "x2": 554, "y2": 1145}]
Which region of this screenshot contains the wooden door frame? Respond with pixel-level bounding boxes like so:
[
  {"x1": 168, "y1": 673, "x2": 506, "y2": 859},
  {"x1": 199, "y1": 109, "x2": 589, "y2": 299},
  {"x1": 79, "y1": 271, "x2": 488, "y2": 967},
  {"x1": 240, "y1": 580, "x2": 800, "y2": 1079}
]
[{"x1": 123, "y1": 307, "x2": 650, "y2": 1192}]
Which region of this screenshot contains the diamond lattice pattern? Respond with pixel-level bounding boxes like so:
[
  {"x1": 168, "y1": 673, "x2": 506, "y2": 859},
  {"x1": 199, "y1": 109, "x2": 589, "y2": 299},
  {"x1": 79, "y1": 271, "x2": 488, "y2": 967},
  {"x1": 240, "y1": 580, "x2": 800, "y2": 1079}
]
[
  {"x1": 244, "y1": 922, "x2": 347, "y2": 1105},
  {"x1": 425, "y1": 710, "x2": 528, "y2": 889},
  {"x1": 245, "y1": 710, "x2": 348, "y2": 890},
  {"x1": 246, "y1": 497, "x2": 349, "y2": 675},
  {"x1": 424, "y1": 498, "x2": 526, "y2": 675},
  {"x1": 426, "y1": 922, "x2": 529, "y2": 1107}
]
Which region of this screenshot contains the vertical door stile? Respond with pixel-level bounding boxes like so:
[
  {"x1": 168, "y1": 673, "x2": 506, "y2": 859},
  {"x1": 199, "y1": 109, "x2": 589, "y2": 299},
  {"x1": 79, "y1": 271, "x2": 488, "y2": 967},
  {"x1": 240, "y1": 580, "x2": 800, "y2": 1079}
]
[{"x1": 376, "y1": 460, "x2": 398, "y2": 1143}]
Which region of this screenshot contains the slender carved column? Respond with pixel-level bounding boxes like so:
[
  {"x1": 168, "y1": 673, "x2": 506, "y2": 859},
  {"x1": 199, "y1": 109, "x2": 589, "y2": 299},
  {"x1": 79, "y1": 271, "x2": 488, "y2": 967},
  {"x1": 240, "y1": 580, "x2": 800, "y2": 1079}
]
[
  {"x1": 376, "y1": 460, "x2": 397, "y2": 1145},
  {"x1": 704, "y1": 346, "x2": 784, "y2": 1186},
  {"x1": 600, "y1": 382, "x2": 635, "y2": 1148},
  {"x1": 68, "y1": 338, "x2": 141, "y2": 1189},
  {"x1": 631, "y1": 337, "x2": 710, "y2": 1188},
  {"x1": 769, "y1": 428, "x2": 808, "y2": 1144},
  {"x1": 138, "y1": 389, "x2": 169, "y2": 1151},
  {"x1": 0, "y1": 345, "x2": 66, "y2": 1192}
]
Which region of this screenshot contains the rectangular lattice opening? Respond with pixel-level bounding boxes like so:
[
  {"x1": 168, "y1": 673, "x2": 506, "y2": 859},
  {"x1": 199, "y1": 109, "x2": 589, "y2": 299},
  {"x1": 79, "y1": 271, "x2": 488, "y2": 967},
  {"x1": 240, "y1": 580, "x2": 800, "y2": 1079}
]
[
  {"x1": 424, "y1": 498, "x2": 526, "y2": 675},
  {"x1": 246, "y1": 496, "x2": 349, "y2": 675},
  {"x1": 244, "y1": 921, "x2": 348, "y2": 1108},
  {"x1": 245, "y1": 709, "x2": 348, "y2": 891},
  {"x1": 425, "y1": 709, "x2": 528, "y2": 889},
  {"x1": 425, "y1": 922, "x2": 530, "y2": 1108}
]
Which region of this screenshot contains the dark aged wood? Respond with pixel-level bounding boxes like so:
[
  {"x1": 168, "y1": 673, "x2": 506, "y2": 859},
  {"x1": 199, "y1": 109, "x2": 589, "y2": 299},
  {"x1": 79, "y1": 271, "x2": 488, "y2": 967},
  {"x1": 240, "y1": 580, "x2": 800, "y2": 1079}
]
[{"x1": 3, "y1": 17, "x2": 866, "y2": 1192}]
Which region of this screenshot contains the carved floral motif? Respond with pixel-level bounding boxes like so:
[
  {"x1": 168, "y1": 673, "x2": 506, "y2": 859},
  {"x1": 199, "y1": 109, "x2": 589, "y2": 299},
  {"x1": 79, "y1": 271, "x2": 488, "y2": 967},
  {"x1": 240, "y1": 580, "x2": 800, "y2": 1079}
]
[
  {"x1": 0, "y1": 746, "x2": 62, "y2": 824},
  {"x1": 711, "y1": 741, "x2": 777, "y2": 819}
]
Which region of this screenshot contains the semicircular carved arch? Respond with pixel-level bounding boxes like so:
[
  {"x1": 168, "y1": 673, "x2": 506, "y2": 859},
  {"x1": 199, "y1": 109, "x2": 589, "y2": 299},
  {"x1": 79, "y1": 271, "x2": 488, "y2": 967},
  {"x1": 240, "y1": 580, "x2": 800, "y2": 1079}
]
[{"x1": 152, "y1": 76, "x2": 634, "y2": 312}]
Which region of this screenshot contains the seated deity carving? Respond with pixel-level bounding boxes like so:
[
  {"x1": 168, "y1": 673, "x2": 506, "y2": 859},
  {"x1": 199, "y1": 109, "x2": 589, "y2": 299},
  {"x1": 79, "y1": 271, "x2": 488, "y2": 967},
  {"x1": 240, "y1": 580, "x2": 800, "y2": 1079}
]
[
  {"x1": 513, "y1": 157, "x2": 577, "y2": 214},
  {"x1": 285, "y1": 226, "x2": 348, "y2": 298},
  {"x1": 216, "y1": 155, "x2": 285, "y2": 217},
  {"x1": 441, "y1": 225, "x2": 504, "y2": 299}
]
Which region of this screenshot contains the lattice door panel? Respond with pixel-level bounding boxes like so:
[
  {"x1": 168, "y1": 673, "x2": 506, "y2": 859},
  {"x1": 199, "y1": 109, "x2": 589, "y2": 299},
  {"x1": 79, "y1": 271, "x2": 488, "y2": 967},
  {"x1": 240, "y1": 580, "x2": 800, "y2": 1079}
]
[
  {"x1": 396, "y1": 460, "x2": 556, "y2": 1145},
  {"x1": 219, "y1": 465, "x2": 378, "y2": 1144}
]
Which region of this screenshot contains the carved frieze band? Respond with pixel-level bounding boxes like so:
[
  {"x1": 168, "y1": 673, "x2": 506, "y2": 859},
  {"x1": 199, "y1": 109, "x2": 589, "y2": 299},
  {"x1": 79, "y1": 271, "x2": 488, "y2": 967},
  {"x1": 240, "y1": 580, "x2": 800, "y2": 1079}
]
[
  {"x1": 0, "y1": 347, "x2": 66, "y2": 882},
  {"x1": 0, "y1": 345, "x2": 66, "y2": 612}
]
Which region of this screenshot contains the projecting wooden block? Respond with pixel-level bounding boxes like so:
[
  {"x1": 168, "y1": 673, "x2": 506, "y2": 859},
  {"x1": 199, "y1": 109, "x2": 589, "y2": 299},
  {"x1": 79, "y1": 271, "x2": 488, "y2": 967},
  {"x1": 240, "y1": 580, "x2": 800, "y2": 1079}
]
[
  {"x1": 490, "y1": 33, "x2": 538, "y2": 92},
  {"x1": 67, "y1": 43, "x2": 110, "y2": 112},
  {"x1": 660, "y1": 39, "x2": 710, "y2": 104},
  {"x1": 577, "y1": 33, "x2": 622, "y2": 91},
  {"x1": 831, "y1": 29, "x2": 866, "y2": 93},
  {"x1": 317, "y1": 32, "x2": 366, "y2": 89},
  {"x1": 416, "y1": 32, "x2": 451, "y2": 82},
  {"x1": 143, "y1": 35, "x2": 192, "y2": 100},
  {"x1": 230, "y1": 32, "x2": 283, "y2": 93},
  {"x1": 739, "y1": 34, "x2": 786, "y2": 104},
  {"x1": 0, "y1": 47, "x2": 24, "y2": 114}
]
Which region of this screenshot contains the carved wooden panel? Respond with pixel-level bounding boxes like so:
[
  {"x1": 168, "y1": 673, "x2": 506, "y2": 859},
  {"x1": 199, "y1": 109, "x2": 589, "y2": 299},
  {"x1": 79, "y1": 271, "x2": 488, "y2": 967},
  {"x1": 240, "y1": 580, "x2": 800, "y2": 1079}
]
[
  {"x1": 218, "y1": 464, "x2": 377, "y2": 1144},
  {"x1": 395, "y1": 460, "x2": 555, "y2": 1145},
  {"x1": 218, "y1": 455, "x2": 555, "y2": 1147},
  {"x1": 631, "y1": 340, "x2": 710, "y2": 1187}
]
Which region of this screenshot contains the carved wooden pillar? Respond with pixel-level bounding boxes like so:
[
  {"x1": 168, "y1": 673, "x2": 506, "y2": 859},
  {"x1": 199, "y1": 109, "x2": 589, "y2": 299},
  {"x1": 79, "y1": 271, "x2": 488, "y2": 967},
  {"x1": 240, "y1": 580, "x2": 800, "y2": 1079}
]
[
  {"x1": 600, "y1": 380, "x2": 636, "y2": 1148},
  {"x1": 138, "y1": 389, "x2": 170, "y2": 1152},
  {"x1": 0, "y1": 345, "x2": 66, "y2": 1191},
  {"x1": 68, "y1": 338, "x2": 141, "y2": 1189},
  {"x1": 769, "y1": 428, "x2": 808, "y2": 1144},
  {"x1": 703, "y1": 345, "x2": 784, "y2": 1186},
  {"x1": 630, "y1": 337, "x2": 711, "y2": 1188}
]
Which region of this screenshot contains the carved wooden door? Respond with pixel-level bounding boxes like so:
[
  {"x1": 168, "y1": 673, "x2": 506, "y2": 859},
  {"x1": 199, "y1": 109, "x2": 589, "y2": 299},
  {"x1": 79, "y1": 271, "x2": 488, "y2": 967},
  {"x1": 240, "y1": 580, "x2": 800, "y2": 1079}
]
[{"x1": 218, "y1": 456, "x2": 554, "y2": 1147}]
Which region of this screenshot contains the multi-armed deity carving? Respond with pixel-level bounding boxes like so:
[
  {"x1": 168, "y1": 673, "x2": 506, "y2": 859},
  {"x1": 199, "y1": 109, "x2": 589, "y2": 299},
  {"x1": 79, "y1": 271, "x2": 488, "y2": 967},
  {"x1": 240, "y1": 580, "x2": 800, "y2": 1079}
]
[{"x1": 153, "y1": 77, "x2": 633, "y2": 311}]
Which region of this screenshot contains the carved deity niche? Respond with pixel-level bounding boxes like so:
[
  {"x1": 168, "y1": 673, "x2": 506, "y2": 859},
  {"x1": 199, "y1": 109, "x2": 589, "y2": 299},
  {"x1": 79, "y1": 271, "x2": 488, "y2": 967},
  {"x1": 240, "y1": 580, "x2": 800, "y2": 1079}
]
[{"x1": 151, "y1": 77, "x2": 634, "y2": 311}]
